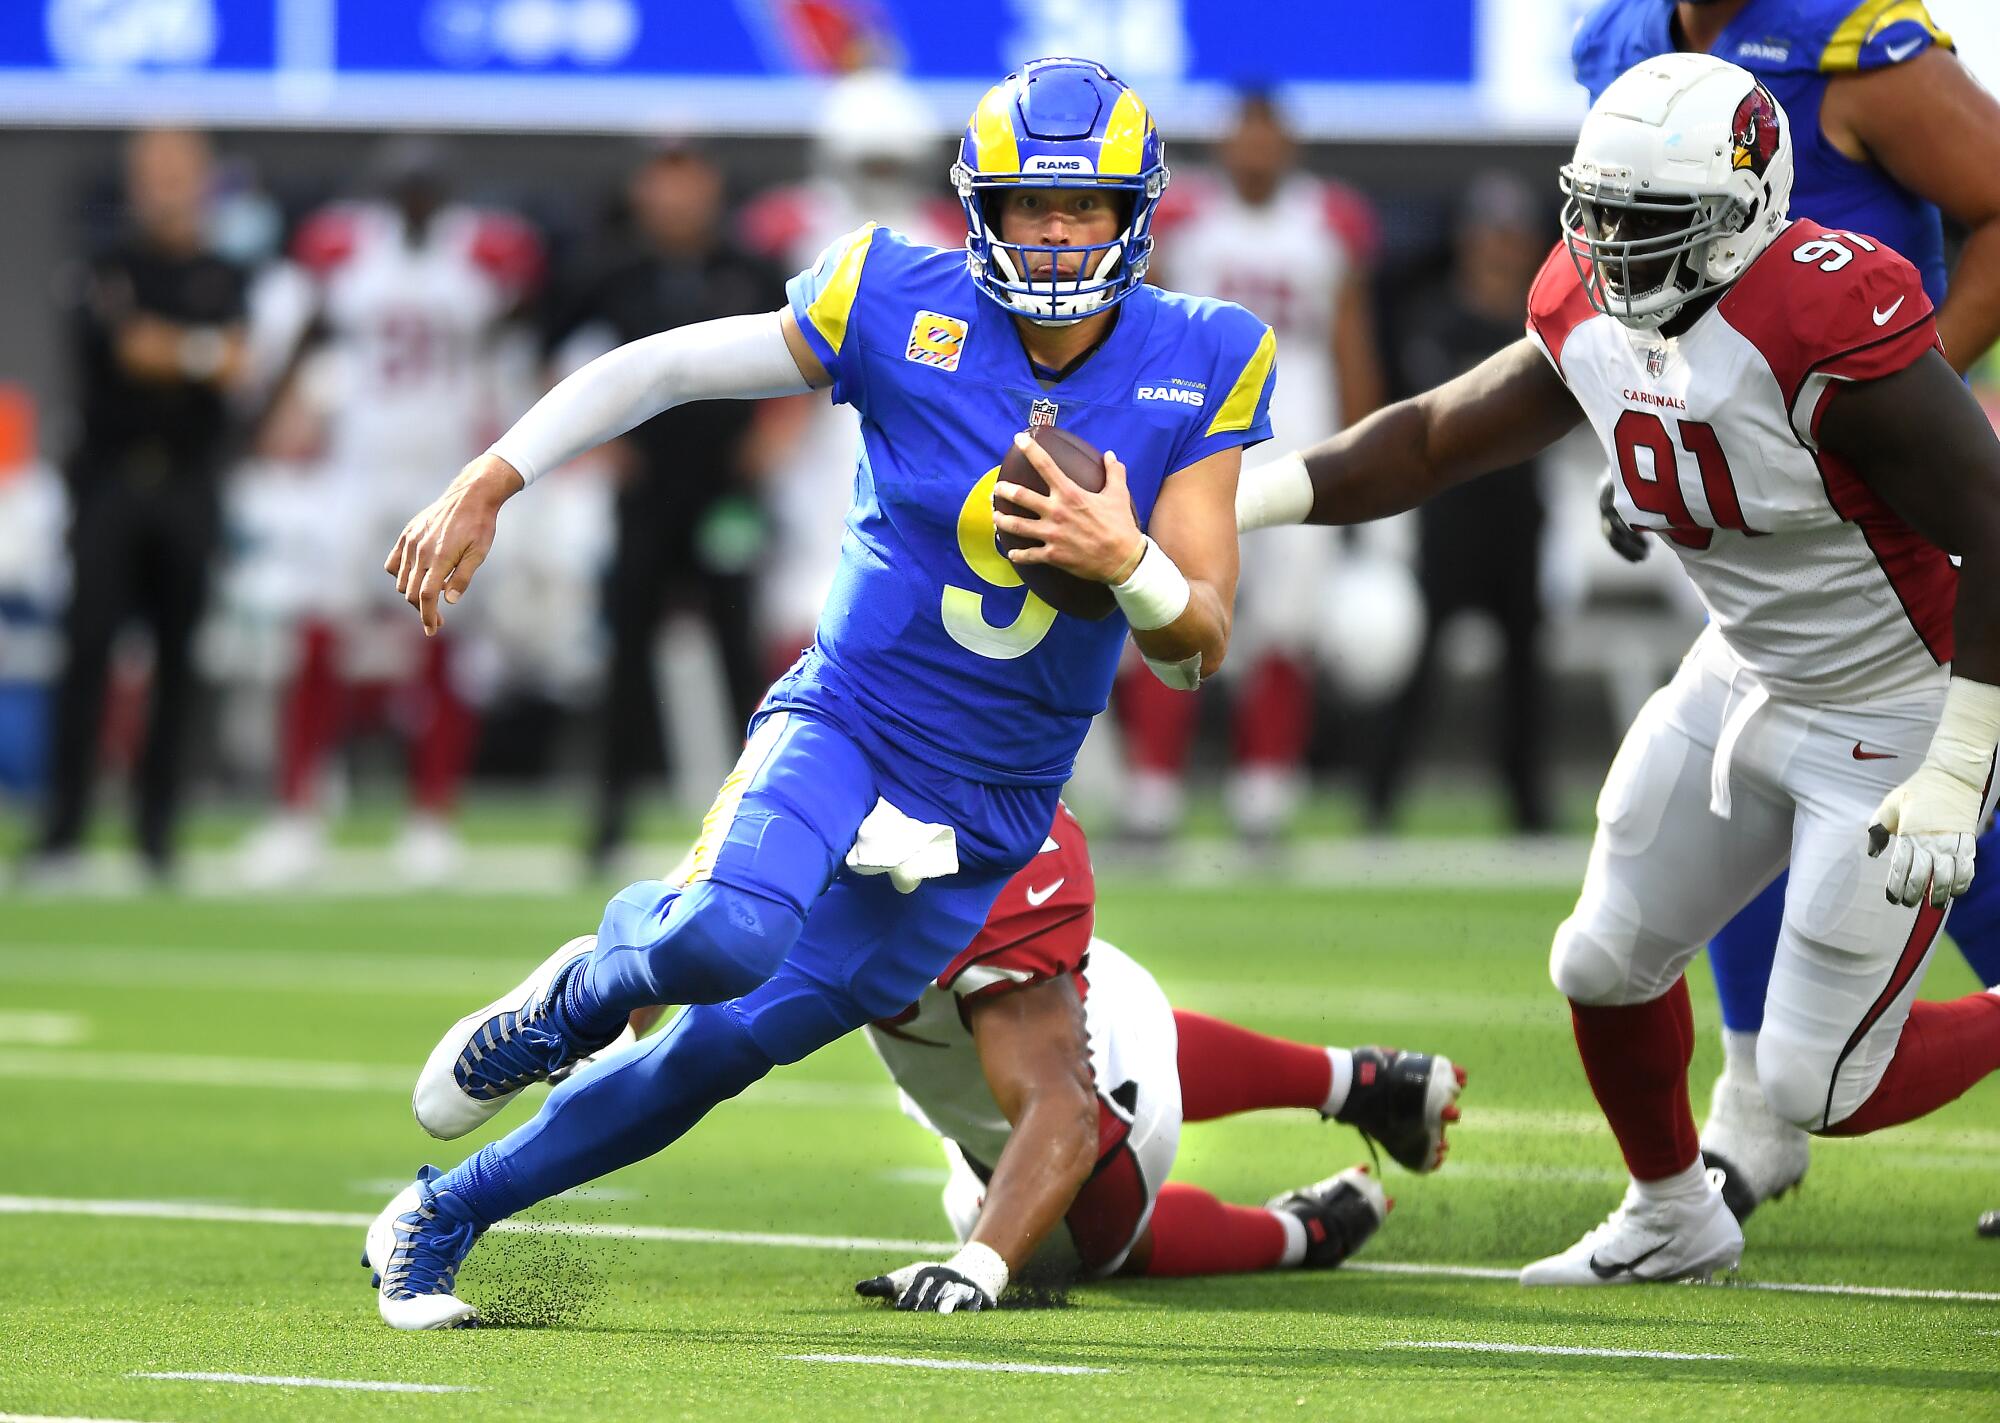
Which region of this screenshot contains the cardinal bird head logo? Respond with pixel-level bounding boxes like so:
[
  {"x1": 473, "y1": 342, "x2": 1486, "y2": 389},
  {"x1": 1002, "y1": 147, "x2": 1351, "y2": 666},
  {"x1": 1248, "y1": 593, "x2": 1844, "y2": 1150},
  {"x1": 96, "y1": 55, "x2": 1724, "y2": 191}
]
[{"x1": 1730, "y1": 83, "x2": 1781, "y2": 174}]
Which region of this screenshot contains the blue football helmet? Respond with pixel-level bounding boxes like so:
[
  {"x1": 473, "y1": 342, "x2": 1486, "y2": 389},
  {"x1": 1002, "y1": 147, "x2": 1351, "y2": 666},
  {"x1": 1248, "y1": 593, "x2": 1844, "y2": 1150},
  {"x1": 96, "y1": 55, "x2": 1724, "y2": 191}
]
[{"x1": 952, "y1": 56, "x2": 1170, "y2": 323}]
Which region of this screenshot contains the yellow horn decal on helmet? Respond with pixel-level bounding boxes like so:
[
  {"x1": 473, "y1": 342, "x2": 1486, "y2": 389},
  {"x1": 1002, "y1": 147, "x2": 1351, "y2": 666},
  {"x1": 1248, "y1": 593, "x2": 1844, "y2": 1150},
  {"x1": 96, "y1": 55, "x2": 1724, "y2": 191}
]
[
  {"x1": 972, "y1": 83, "x2": 1020, "y2": 174},
  {"x1": 1098, "y1": 88, "x2": 1152, "y2": 176}
]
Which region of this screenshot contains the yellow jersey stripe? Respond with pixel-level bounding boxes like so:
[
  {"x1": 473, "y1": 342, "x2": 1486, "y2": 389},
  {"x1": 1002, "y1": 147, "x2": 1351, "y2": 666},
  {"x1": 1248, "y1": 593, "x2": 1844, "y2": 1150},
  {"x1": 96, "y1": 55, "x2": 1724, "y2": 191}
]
[
  {"x1": 679, "y1": 712, "x2": 789, "y2": 886},
  {"x1": 1098, "y1": 89, "x2": 1151, "y2": 176},
  {"x1": 1205, "y1": 326, "x2": 1278, "y2": 438},
  {"x1": 972, "y1": 84, "x2": 1020, "y2": 174},
  {"x1": 1820, "y1": 0, "x2": 1949, "y2": 72},
  {"x1": 804, "y1": 222, "x2": 878, "y2": 356}
]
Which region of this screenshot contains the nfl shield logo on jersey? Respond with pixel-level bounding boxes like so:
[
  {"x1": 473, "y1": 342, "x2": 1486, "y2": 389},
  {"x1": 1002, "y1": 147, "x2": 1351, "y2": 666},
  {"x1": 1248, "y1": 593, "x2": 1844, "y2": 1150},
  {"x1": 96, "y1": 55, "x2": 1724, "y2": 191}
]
[
  {"x1": 905, "y1": 310, "x2": 968, "y2": 371},
  {"x1": 1029, "y1": 397, "x2": 1060, "y2": 431},
  {"x1": 1646, "y1": 346, "x2": 1667, "y2": 378}
]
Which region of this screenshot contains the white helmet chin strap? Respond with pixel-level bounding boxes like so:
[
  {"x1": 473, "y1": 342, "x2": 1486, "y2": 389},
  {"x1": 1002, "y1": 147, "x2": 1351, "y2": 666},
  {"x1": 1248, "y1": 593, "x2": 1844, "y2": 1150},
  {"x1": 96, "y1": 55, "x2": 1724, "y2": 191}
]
[{"x1": 988, "y1": 244, "x2": 1125, "y2": 321}]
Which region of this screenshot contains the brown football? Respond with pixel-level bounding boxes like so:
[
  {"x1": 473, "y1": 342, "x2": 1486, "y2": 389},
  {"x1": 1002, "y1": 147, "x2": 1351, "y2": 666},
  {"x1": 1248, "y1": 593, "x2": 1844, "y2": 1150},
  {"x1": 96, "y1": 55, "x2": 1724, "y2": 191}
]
[{"x1": 995, "y1": 425, "x2": 1118, "y2": 621}]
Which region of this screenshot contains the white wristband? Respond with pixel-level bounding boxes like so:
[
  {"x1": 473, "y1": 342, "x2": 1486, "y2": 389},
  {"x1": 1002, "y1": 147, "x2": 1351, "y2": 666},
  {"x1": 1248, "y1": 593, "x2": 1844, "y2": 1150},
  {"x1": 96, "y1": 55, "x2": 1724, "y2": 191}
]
[
  {"x1": 1926, "y1": 677, "x2": 2000, "y2": 788},
  {"x1": 946, "y1": 1242, "x2": 1009, "y2": 1302},
  {"x1": 1110, "y1": 537, "x2": 1191, "y2": 631},
  {"x1": 1236, "y1": 450, "x2": 1314, "y2": 532}
]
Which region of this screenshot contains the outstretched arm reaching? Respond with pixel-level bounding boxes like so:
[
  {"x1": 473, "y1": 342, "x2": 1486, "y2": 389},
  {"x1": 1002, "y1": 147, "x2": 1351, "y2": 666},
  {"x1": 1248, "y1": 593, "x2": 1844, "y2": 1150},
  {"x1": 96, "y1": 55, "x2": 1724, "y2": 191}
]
[
  {"x1": 386, "y1": 308, "x2": 829, "y2": 634},
  {"x1": 1236, "y1": 337, "x2": 1582, "y2": 532}
]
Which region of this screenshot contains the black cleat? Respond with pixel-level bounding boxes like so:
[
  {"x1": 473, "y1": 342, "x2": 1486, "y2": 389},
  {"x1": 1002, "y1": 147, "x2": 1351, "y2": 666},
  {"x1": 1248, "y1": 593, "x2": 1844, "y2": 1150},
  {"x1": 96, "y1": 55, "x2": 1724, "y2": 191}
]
[
  {"x1": 1701, "y1": 1151, "x2": 1763, "y2": 1224},
  {"x1": 1332, "y1": 1047, "x2": 1465, "y2": 1174},
  {"x1": 1977, "y1": 1209, "x2": 2000, "y2": 1239},
  {"x1": 1267, "y1": 1165, "x2": 1390, "y2": 1269}
]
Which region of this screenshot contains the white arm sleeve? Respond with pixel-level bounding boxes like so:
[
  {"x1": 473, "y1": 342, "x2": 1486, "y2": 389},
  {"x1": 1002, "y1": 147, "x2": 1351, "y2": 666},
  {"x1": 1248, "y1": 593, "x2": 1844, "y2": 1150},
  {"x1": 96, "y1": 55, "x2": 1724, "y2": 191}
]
[
  {"x1": 488, "y1": 310, "x2": 813, "y2": 487},
  {"x1": 1235, "y1": 450, "x2": 1315, "y2": 531}
]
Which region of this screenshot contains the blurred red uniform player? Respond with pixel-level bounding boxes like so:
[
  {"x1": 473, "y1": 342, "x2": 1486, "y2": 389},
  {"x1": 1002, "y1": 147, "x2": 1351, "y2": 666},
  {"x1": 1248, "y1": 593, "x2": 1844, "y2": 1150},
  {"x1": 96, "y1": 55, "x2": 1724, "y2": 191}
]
[
  {"x1": 1121, "y1": 92, "x2": 1387, "y2": 842},
  {"x1": 240, "y1": 141, "x2": 542, "y2": 887}
]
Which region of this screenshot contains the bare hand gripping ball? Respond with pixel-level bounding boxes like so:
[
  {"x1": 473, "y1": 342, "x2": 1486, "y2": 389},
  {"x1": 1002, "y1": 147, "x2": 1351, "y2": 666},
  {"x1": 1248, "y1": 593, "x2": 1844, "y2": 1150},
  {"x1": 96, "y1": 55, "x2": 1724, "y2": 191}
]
[{"x1": 994, "y1": 425, "x2": 1118, "y2": 621}]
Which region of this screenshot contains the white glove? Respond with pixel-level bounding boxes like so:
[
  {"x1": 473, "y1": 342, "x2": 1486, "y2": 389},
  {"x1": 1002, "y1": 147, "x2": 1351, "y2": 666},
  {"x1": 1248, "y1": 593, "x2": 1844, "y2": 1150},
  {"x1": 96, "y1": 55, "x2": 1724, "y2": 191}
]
[
  {"x1": 1868, "y1": 678, "x2": 2000, "y2": 908},
  {"x1": 855, "y1": 1242, "x2": 1008, "y2": 1314},
  {"x1": 845, "y1": 798, "x2": 958, "y2": 894}
]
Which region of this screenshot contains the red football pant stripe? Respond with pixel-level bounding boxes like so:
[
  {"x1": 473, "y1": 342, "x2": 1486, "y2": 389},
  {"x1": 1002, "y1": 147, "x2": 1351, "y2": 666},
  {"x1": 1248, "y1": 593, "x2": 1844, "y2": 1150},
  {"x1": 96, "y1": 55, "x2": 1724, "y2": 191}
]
[
  {"x1": 1570, "y1": 977, "x2": 1701, "y2": 1181},
  {"x1": 1821, "y1": 992, "x2": 2000, "y2": 1135},
  {"x1": 1174, "y1": 1010, "x2": 1332, "y2": 1121},
  {"x1": 1140, "y1": 1183, "x2": 1289, "y2": 1277}
]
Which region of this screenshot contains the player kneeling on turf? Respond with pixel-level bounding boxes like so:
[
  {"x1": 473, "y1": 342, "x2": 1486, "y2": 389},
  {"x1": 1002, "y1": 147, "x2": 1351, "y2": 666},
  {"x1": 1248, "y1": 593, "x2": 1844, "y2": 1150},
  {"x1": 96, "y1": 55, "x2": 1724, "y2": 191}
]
[{"x1": 853, "y1": 803, "x2": 1465, "y2": 1311}]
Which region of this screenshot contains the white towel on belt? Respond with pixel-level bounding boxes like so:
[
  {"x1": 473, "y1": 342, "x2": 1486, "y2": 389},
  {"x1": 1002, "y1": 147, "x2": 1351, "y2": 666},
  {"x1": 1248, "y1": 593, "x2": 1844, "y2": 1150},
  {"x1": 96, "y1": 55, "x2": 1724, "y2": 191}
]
[{"x1": 845, "y1": 798, "x2": 959, "y2": 893}]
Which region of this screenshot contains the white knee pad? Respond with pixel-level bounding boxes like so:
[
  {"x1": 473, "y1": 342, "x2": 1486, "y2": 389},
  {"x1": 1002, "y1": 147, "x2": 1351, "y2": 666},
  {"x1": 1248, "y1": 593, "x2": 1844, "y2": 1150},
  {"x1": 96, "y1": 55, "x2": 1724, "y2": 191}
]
[
  {"x1": 1754, "y1": 1030, "x2": 1840, "y2": 1131},
  {"x1": 1550, "y1": 910, "x2": 1646, "y2": 1005}
]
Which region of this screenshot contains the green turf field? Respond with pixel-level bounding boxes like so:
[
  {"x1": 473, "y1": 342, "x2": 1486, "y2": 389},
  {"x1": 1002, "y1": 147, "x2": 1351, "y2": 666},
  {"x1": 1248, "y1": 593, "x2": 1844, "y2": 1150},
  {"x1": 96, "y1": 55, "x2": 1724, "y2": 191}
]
[{"x1": 2, "y1": 880, "x2": 1997, "y2": 1422}]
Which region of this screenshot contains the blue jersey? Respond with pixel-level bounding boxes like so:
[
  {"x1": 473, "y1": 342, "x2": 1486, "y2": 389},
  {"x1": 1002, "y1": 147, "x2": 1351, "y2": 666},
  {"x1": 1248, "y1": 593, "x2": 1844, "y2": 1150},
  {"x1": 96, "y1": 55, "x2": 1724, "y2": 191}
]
[
  {"x1": 1573, "y1": 0, "x2": 1952, "y2": 306},
  {"x1": 776, "y1": 223, "x2": 1276, "y2": 788}
]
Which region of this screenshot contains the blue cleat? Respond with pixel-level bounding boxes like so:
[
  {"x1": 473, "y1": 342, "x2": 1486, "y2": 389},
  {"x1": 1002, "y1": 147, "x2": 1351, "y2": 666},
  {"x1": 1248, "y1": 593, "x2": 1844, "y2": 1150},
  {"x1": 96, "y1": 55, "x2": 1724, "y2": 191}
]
[
  {"x1": 413, "y1": 935, "x2": 617, "y2": 1139},
  {"x1": 363, "y1": 1165, "x2": 483, "y2": 1329}
]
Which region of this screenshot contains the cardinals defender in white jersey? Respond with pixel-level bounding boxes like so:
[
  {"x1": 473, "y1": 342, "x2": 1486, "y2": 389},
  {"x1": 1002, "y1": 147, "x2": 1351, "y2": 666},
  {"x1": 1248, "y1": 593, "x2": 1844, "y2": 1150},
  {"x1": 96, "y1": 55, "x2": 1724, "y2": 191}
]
[
  {"x1": 853, "y1": 801, "x2": 1462, "y2": 1308},
  {"x1": 1117, "y1": 94, "x2": 1387, "y2": 841},
  {"x1": 1237, "y1": 52, "x2": 2000, "y2": 1285}
]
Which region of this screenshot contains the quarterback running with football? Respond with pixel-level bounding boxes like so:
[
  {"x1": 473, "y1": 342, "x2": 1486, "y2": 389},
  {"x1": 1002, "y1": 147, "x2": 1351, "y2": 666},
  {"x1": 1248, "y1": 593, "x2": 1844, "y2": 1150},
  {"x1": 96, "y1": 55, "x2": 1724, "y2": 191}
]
[
  {"x1": 1237, "y1": 52, "x2": 2000, "y2": 1283},
  {"x1": 364, "y1": 58, "x2": 1278, "y2": 1327}
]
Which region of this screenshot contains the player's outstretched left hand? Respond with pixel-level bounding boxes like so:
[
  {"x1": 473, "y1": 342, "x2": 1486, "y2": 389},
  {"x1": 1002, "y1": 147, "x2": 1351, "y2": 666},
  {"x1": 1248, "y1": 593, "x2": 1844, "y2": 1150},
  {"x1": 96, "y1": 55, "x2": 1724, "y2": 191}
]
[
  {"x1": 995, "y1": 431, "x2": 1144, "y2": 584},
  {"x1": 1868, "y1": 763, "x2": 1981, "y2": 908},
  {"x1": 856, "y1": 1242, "x2": 1008, "y2": 1314}
]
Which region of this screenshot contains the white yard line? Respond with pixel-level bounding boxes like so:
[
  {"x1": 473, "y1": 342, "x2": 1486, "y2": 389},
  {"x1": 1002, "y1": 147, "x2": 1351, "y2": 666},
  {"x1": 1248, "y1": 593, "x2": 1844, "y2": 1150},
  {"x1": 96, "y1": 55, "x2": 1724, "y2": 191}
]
[
  {"x1": 1385, "y1": 1340, "x2": 1736, "y2": 1361},
  {"x1": 0, "y1": 1195, "x2": 949, "y2": 1255},
  {"x1": 788, "y1": 1354, "x2": 1109, "y2": 1375},
  {"x1": 0, "y1": 837, "x2": 1596, "y2": 899},
  {"x1": 0, "y1": 1050, "x2": 894, "y2": 1109},
  {"x1": 0, "y1": 1414, "x2": 181, "y2": 1423},
  {"x1": 133, "y1": 1372, "x2": 472, "y2": 1393},
  {"x1": 6, "y1": 1194, "x2": 2000, "y2": 1304},
  {"x1": 0, "y1": 1013, "x2": 87, "y2": 1046}
]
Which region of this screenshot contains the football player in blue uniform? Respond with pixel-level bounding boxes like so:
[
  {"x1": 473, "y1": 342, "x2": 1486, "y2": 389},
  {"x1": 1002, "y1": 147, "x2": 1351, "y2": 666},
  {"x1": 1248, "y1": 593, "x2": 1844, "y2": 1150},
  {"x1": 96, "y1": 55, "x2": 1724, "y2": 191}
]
[
  {"x1": 1573, "y1": 0, "x2": 2000, "y2": 1223},
  {"x1": 362, "y1": 56, "x2": 1277, "y2": 1328}
]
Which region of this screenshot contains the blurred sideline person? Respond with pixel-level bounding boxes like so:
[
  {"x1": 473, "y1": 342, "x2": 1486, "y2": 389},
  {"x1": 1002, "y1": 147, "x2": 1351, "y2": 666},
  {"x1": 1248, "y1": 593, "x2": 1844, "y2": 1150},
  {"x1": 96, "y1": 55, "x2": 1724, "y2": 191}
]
[
  {"x1": 237, "y1": 140, "x2": 543, "y2": 888},
  {"x1": 1120, "y1": 92, "x2": 1386, "y2": 842},
  {"x1": 541, "y1": 141, "x2": 785, "y2": 872},
  {"x1": 1365, "y1": 174, "x2": 1552, "y2": 835},
  {"x1": 1575, "y1": 0, "x2": 2000, "y2": 1225},
  {"x1": 24, "y1": 129, "x2": 248, "y2": 884},
  {"x1": 0, "y1": 390, "x2": 68, "y2": 804},
  {"x1": 739, "y1": 69, "x2": 961, "y2": 673},
  {"x1": 1238, "y1": 52, "x2": 2000, "y2": 1284},
  {"x1": 569, "y1": 803, "x2": 1467, "y2": 1310}
]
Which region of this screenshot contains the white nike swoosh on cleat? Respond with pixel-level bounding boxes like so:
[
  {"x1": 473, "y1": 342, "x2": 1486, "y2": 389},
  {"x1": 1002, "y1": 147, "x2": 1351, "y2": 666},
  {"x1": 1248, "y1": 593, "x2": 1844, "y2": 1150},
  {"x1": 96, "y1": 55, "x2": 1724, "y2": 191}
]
[
  {"x1": 1024, "y1": 879, "x2": 1065, "y2": 907},
  {"x1": 1873, "y1": 296, "x2": 1906, "y2": 326}
]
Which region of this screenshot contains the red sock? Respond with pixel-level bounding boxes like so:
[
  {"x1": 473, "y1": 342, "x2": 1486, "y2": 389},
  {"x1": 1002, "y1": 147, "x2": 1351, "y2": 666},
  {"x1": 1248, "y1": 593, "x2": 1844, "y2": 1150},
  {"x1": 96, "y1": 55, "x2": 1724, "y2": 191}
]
[
  {"x1": 1232, "y1": 652, "x2": 1313, "y2": 767},
  {"x1": 1174, "y1": 1010, "x2": 1333, "y2": 1122},
  {"x1": 1116, "y1": 663, "x2": 1199, "y2": 773},
  {"x1": 277, "y1": 622, "x2": 344, "y2": 809},
  {"x1": 1141, "y1": 1183, "x2": 1289, "y2": 1276},
  {"x1": 1822, "y1": 993, "x2": 2000, "y2": 1135},
  {"x1": 409, "y1": 637, "x2": 478, "y2": 814},
  {"x1": 1569, "y1": 978, "x2": 1701, "y2": 1181}
]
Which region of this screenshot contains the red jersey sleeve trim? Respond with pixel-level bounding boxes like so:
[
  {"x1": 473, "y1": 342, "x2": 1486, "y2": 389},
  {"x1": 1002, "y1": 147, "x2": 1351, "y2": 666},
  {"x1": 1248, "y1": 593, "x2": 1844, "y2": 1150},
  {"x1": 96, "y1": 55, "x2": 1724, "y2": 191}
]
[
  {"x1": 291, "y1": 209, "x2": 357, "y2": 275},
  {"x1": 1525, "y1": 240, "x2": 1594, "y2": 372}
]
